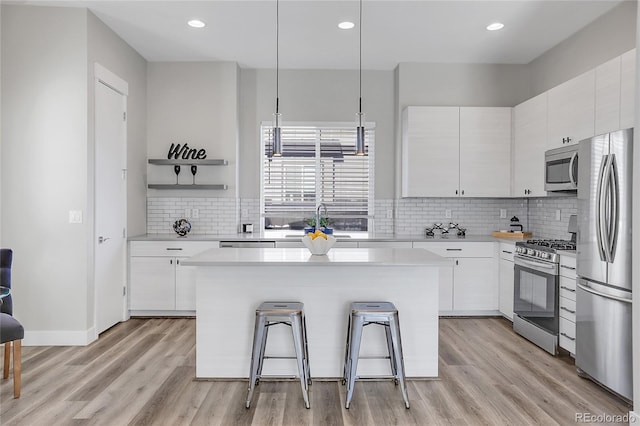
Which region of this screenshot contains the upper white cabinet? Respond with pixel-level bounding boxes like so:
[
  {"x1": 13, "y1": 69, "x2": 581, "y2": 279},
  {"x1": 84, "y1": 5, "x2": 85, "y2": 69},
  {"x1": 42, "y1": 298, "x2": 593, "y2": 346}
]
[
  {"x1": 513, "y1": 92, "x2": 547, "y2": 197},
  {"x1": 402, "y1": 106, "x2": 460, "y2": 197},
  {"x1": 459, "y1": 107, "x2": 512, "y2": 197},
  {"x1": 620, "y1": 49, "x2": 636, "y2": 130},
  {"x1": 402, "y1": 106, "x2": 511, "y2": 198},
  {"x1": 547, "y1": 70, "x2": 595, "y2": 148},
  {"x1": 595, "y1": 56, "x2": 622, "y2": 135}
]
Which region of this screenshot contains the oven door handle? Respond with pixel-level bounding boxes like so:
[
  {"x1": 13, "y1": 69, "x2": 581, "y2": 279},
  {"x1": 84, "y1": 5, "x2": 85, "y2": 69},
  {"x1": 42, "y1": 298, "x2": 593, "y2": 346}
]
[{"x1": 515, "y1": 257, "x2": 556, "y2": 270}]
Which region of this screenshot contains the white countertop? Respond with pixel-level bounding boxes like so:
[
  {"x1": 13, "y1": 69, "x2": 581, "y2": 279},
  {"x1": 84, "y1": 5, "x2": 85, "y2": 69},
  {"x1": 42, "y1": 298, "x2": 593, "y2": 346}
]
[{"x1": 181, "y1": 247, "x2": 452, "y2": 267}]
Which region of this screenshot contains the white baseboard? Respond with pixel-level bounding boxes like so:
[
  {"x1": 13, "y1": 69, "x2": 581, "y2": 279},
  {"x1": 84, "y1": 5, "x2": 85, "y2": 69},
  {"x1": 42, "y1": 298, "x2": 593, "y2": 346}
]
[{"x1": 24, "y1": 327, "x2": 97, "y2": 346}]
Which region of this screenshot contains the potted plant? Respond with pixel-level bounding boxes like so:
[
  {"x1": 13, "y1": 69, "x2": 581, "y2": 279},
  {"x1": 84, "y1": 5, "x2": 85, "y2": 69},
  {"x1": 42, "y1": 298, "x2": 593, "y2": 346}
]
[{"x1": 305, "y1": 216, "x2": 333, "y2": 234}]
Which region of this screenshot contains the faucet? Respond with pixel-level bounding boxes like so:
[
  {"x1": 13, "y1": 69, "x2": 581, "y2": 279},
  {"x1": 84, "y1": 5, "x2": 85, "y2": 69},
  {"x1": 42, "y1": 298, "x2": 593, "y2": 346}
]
[{"x1": 315, "y1": 203, "x2": 328, "y2": 230}]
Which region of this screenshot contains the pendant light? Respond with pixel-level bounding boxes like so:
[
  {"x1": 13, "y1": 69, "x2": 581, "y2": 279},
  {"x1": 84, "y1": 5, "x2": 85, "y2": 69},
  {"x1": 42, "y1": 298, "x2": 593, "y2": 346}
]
[
  {"x1": 355, "y1": 0, "x2": 366, "y2": 156},
  {"x1": 272, "y1": 0, "x2": 282, "y2": 157}
]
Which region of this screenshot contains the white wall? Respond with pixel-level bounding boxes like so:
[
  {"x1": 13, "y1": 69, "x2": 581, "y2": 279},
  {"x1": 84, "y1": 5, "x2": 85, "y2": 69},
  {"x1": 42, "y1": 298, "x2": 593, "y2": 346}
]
[
  {"x1": 239, "y1": 68, "x2": 395, "y2": 198},
  {"x1": 146, "y1": 62, "x2": 239, "y2": 199},
  {"x1": 530, "y1": 0, "x2": 637, "y2": 96},
  {"x1": 1, "y1": 5, "x2": 90, "y2": 341},
  {"x1": 632, "y1": 0, "x2": 640, "y2": 418}
]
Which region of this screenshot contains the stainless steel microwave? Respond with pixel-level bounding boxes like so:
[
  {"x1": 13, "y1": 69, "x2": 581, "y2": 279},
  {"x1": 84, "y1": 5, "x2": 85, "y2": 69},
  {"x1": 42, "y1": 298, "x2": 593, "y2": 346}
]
[{"x1": 545, "y1": 144, "x2": 578, "y2": 192}]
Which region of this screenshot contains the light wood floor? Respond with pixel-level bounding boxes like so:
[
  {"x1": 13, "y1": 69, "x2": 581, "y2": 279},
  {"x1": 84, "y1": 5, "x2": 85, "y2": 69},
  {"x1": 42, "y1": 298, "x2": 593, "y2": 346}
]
[{"x1": 0, "y1": 317, "x2": 631, "y2": 425}]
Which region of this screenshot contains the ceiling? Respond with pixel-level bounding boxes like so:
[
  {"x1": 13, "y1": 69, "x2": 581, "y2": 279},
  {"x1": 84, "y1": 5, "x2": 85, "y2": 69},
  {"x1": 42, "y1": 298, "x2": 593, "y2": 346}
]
[{"x1": 8, "y1": 0, "x2": 626, "y2": 70}]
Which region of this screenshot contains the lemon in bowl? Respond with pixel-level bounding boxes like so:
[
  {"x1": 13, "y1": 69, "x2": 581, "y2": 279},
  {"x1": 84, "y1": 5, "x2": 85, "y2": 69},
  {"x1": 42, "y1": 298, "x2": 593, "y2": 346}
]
[{"x1": 302, "y1": 230, "x2": 336, "y2": 255}]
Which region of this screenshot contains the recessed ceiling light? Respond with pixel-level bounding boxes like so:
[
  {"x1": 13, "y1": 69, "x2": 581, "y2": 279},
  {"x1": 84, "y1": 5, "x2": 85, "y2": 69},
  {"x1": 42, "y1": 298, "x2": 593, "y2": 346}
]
[
  {"x1": 486, "y1": 22, "x2": 505, "y2": 31},
  {"x1": 338, "y1": 21, "x2": 355, "y2": 30},
  {"x1": 188, "y1": 19, "x2": 206, "y2": 29}
]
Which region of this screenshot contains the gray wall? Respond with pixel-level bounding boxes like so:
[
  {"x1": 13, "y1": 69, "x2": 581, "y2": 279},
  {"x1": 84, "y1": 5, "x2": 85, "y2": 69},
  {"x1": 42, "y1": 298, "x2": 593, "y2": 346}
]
[
  {"x1": 633, "y1": 0, "x2": 640, "y2": 417},
  {"x1": 146, "y1": 62, "x2": 239, "y2": 199},
  {"x1": 1, "y1": 5, "x2": 90, "y2": 336},
  {"x1": 239, "y1": 68, "x2": 395, "y2": 199},
  {"x1": 529, "y1": 0, "x2": 637, "y2": 96}
]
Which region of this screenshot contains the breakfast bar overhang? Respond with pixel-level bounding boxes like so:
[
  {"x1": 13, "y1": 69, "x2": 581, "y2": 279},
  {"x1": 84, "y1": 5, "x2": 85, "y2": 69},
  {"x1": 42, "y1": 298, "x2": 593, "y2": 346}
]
[{"x1": 182, "y1": 247, "x2": 450, "y2": 379}]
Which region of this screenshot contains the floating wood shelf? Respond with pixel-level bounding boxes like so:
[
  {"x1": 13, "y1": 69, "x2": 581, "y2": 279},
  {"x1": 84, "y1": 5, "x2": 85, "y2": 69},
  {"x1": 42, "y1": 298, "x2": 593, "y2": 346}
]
[
  {"x1": 147, "y1": 184, "x2": 228, "y2": 190},
  {"x1": 148, "y1": 159, "x2": 228, "y2": 166}
]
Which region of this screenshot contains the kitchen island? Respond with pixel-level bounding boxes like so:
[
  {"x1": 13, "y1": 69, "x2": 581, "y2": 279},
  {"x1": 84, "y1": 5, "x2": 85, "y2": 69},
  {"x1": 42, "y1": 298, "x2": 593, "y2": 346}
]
[{"x1": 182, "y1": 247, "x2": 450, "y2": 379}]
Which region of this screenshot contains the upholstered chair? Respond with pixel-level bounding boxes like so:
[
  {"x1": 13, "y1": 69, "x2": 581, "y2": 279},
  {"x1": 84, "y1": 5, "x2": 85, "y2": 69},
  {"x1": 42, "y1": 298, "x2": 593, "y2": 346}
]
[{"x1": 1, "y1": 249, "x2": 23, "y2": 398}]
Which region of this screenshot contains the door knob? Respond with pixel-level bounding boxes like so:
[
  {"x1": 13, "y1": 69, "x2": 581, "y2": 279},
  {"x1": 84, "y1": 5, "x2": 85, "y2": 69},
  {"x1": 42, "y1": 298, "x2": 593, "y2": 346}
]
[{"x1": 98, "y1": 236, "x2": 111, "y2": 244}]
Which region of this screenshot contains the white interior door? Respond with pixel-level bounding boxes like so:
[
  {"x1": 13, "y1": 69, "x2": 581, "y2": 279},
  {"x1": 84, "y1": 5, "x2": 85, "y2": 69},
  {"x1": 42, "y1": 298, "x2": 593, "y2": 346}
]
[{"x1": 95, "y1": 76, "x2": 127, "y2": 335}]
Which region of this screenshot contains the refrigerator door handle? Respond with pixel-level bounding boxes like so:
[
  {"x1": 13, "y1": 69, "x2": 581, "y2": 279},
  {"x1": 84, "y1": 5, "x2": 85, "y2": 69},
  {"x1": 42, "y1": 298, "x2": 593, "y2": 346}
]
[
  {"x1": 607, "y1": 154, "x2": 619, "y2": 262},
  {"x1": 595, "y1": 155, "x2": 609, "y2": 262},
  {"x1": 577, "y1": 282, "x2": 632, "y2": 304}
]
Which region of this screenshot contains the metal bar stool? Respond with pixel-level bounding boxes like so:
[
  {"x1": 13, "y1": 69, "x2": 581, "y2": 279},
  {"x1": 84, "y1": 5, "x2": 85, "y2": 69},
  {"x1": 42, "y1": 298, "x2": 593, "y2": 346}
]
[
  {"x1": 246, "y1": 302, "x2": 311, "y2": 409},
  {"x1": 342, "y1": 301, "x2": 409, "y2": 409}
]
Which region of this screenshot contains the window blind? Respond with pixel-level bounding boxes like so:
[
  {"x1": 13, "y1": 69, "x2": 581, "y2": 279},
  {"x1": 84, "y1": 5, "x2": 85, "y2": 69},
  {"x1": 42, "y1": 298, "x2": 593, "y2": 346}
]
[{"x1": 262, "y1": 124, "x2": 374, "y2": 231}]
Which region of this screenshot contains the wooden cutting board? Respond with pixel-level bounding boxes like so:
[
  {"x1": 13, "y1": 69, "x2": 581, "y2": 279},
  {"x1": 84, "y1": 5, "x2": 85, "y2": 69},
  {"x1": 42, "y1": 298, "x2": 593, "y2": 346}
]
[{"x1": 492, "y1": 231, "x2": 532, "y2": 239}]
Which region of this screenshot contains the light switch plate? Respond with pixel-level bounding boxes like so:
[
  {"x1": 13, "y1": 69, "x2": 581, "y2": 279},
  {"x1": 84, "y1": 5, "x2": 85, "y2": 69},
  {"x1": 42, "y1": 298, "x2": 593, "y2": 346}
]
[
  {"x1": 445, "y1": 209, "x2": 452, "y2": 218},
  {"x1": 192, "y1": 208, "x2": 199, "y2": 219},
  {"x1": 500, "y1": 209, "x2": 506, "y2": 218},
  {"x1": 68, "y1": 210, "x2": 83, "y2": 224},
  {"x1": 556, "y1": 209, "x2": 561, "y2": 221},
  {"x1": 184, "y1": 208, "x2": 191, "y2": 218},
  {"x1": 386, "y1": 209, "x2": 393, "y2": 219}
]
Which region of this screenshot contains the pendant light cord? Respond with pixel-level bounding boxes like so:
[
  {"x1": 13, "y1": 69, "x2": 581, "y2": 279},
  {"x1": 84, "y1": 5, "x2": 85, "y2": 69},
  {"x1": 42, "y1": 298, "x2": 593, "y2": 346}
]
[
  {"x1": 276, "y1": 0, "x2": 280, "y2": 115},
  {"x1": 358, "y1": 0, "x2": 362, "y2": 120}
]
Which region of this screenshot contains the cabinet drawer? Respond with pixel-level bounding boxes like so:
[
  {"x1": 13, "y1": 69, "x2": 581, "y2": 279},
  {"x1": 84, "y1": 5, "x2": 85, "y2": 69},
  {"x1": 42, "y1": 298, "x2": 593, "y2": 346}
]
[
  {"x1": 559, "y1": 317, "x2": 576, "y2": 354},
  {"x1": 130, "y1": 241, "x2": 219, "y2": 257},
  {"x1": 559, "y1": 276, "x2": 577, "y2": 301},
  {"x1": 559, "y1": 256, "x2": 577, "y2": 279},
  {"x1": 413, "y1": 242, "x2": 494, "y2": 258},
  {"x1": 559, "y1": 296, "x2": 576, "y2": 322},
  {"x1": 499, "y1": 242, "x2": 515, "y2": 261}
]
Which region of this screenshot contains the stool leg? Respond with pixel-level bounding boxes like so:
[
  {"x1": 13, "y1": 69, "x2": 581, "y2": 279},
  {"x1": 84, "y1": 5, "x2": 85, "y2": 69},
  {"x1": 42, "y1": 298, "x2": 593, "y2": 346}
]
[
  {"x1": 345, "y1": 314, "x2": 364, "y2": 409},
  {"x1": 246, "y1": 314, "x2": 267, "y2": 408},
  {"x1": 256, "y1": 321, "x2": 270, "y2": 379},
  {"x1": 13, "y1": 340, "x2": 21, "y2": 398},
  {"x1": 291, "y1": 313, "x2": 310, "y2": 408},
  {"x1": 389, "y1": 314, "x2": 410, "y2": 409},
  {"x1": 384, "y1": 324, "x2": 399, "y2": 384},
  {"x1": 302, "y1": 314, "x2": 311, "y2": 386},
  {"x1": 342, "y1": 314, "x2": 352, "y2": 386},
  {"x1": 3, "y1": 342, "x2": 10, "y2": 379}
]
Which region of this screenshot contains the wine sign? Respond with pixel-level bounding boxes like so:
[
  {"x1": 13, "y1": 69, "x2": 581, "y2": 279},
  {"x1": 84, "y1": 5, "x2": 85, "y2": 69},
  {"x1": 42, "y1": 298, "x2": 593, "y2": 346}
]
[{"x1": 167, "y1": 143, "x2": 207, "y2": 160}]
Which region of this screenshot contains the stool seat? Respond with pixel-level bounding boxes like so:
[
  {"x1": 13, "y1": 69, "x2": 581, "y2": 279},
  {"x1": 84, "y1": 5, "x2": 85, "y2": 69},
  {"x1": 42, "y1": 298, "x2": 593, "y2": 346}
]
[
  {"x1": 342, "y1": 301, "x2": 409, "y2": 409},
  {"x1": 246, "y1": 301, "x2": 311, "y2": 409}
]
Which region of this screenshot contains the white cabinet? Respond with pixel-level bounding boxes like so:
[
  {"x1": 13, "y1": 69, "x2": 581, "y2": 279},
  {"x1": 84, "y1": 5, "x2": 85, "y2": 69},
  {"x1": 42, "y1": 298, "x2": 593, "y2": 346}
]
[
  {"x1": 498, "y1": 242, "x2": 515, "y2": 320},
  {"x1": 459, "y1": 107, "x2": 512, "y2": 197},
  {"x1": 620, "y1": 49, "x2": 636, "y2": 130},
  {"x1": 558, "y1": 255, "x2": 577, "y2": 355},
  {"x1": 513, "y1": 92, "x2": 547, "y2": 197},
  {"x1": 402, "y1": 106, "x2": 511, "y2": 198},
  {"x1": 413, "y1": 242, "x2": 497, "y2": 314},
  {"x1": 547, "y1": 70, "x2": 595, "y2": 148},
  {"x1": 401, "y1": 106, "x2": 459, "y2": 197},
  {"x1": 595, "y1": 56, "x2": 622, "y2": 135},
  {"x1": 129, "y1": 241, "x2": 219, "y2": 313}
]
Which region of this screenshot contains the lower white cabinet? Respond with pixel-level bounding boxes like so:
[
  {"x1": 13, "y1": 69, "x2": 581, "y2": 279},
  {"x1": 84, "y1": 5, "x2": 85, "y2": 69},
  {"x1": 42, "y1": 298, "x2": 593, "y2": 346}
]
[
  {"x1": 129, "y1": 241, "x2": 219, "y2": 313},
  {"x1": 413, "y1": 242, "x2": 497, "y2": 314},
  {"x1": 498, "y1": 242, "x2": 515, "y2": 320},
  {"x1": 559, "y1": 255, "x2": 577, "y2": 355}
]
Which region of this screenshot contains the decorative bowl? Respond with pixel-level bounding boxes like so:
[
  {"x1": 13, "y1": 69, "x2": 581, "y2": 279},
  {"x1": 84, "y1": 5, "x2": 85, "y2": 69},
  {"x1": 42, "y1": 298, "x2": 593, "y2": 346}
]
[
  {"x1": 173, "y1": 218, "x2": 191, "y2": 237},
  {"x1": 302, "y1": 234, "x2": 336, "y2": 255}
]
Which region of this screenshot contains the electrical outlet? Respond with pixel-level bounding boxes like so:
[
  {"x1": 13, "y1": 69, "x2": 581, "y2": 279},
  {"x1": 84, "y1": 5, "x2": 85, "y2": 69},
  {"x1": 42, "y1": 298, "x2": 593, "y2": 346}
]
[
  {"x1": 192, "y1": 208, "x2": 200, "y2": 219},
  {"x1": 386, "y1": 209, "x2": 393, "y2": 219},
  {"x1": 184, "y1": 208, "x2": 191, "y2": 218},
  {"x1": 68, "y1": 210, "x2": 83, "y2": 224},
  {"x1": 242, "y1": 208, "x2": 249, "y2": 218},
  {"x1": 500, "y1": 209, "x2": 506, "y2": 219},
  {"x1": 555, "y1": 209, "x2": 561, "y2": 221},
  {"x1": 445, "y1": 209, "x2": 452, "y2": 219}
]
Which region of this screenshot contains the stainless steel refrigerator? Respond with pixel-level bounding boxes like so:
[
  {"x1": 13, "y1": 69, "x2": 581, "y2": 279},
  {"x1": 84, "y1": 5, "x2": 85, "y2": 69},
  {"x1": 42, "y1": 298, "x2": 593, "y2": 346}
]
[{"x1": 576, "y1": 128, "x2": 633, "y2": 402}]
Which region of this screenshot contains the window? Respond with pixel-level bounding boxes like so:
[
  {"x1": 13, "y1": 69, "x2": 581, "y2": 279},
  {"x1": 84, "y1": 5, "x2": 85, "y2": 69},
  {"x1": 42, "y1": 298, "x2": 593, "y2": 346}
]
[{"x1": 261, "y1": 123, "x2": 374, "y2": 233}]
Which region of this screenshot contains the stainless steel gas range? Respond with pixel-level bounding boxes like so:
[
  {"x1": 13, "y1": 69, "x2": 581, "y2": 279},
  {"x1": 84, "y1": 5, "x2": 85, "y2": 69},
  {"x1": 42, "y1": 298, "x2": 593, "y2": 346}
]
[{"x1": 513, "y1": 239, "x2": 576, "y2": 355}]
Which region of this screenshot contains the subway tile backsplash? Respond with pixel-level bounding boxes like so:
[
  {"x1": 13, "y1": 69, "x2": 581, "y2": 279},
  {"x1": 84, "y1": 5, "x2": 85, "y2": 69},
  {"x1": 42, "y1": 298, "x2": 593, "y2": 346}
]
[{"x1": 146, "y1": 195, "x2": 578, "y2": 239}]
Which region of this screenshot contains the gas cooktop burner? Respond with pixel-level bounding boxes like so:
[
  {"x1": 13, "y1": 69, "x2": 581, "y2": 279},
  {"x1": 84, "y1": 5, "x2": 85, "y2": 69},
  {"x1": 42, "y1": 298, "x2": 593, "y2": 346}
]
[{"x1": 524, "y1": 239, "x2": 576, "y2": 251}]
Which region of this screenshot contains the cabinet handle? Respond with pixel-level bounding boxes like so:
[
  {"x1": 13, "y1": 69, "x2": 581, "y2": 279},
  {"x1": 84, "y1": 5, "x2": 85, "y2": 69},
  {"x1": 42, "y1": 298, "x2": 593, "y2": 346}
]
[
  {"x1": 446, "y1": 248, "x2": 463, "y2": 251},
  {"x1": 170, "y1": 259, "x2": 173, "y2": 265},
  {"x1": 561, "y1": 306, "x2": 576, "y2": 314},
  {"x1": 560, "y1": 332, "x2": 576, "y2": 341},
  {"x1": 461, "y1": 190, "x2": 465, "y2": 195},
  {"x1": 455, "y1": 190, "x2": 458, "y2": 195},
  {"x1": 177, "y1": 259, "x2": 180, "y2": 265},
  {"x1": 502, "y1": 250, "x2": 513, "y2": 254},
  {"x1": 560, "y1": 265, "x2": 576, "y2": 270},
  {"x1": 455, "y1": 260, "x2": 459, "y2": 266},
  {"x1": 560, "y1": 286, "x2": 576, "y2": 292},
  {"x1": 166, "y1": 248, "x2": 183, "y2": 251}
]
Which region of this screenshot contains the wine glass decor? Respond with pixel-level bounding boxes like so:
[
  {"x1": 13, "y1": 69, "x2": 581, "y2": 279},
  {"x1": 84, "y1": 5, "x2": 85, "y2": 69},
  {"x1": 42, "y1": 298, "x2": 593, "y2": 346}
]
[
  {"x1": 191, "y1": 165, "x2": 198, "y2": 185},
  {"x1": 174, "y1": 165, "x2": 181, "y2": 184}
]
